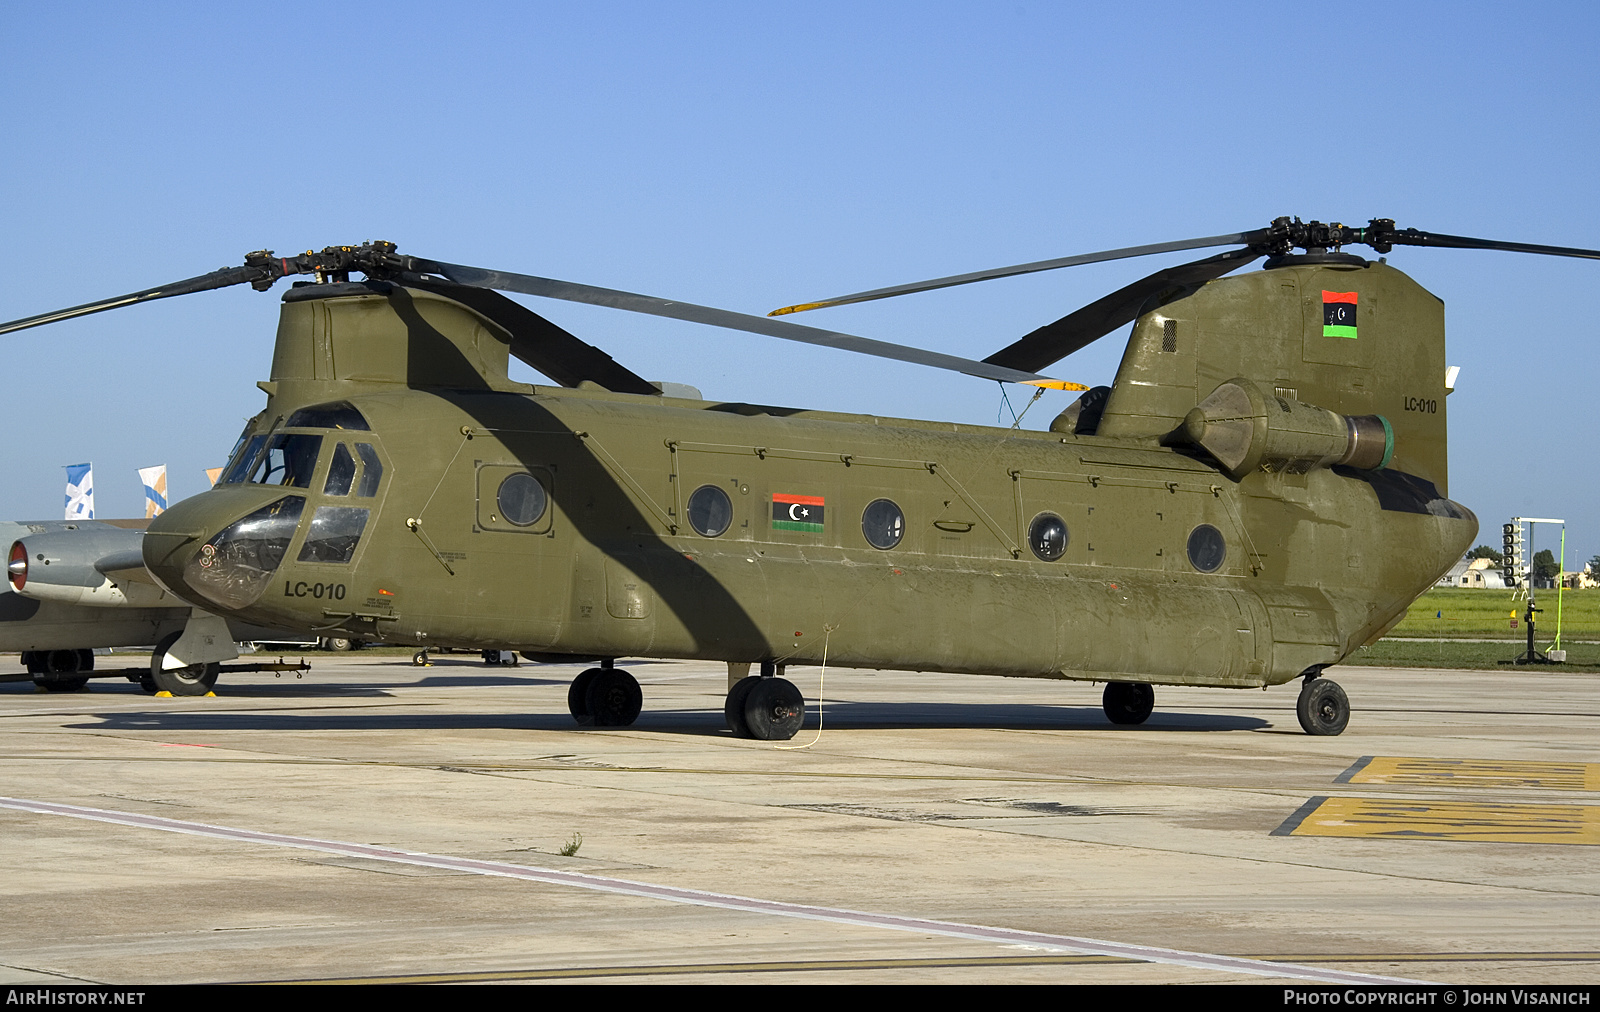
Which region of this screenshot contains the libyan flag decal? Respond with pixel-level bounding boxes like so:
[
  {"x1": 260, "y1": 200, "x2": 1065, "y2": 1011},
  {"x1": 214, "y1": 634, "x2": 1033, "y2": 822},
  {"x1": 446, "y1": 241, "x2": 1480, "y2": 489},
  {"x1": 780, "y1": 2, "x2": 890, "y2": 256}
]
[
  {"x1": 772, "y1": 493, "x2": 825, "y2": 532},
  {"x1": 1323, "y1": 290, "x2": 1358, "y2": 338}
]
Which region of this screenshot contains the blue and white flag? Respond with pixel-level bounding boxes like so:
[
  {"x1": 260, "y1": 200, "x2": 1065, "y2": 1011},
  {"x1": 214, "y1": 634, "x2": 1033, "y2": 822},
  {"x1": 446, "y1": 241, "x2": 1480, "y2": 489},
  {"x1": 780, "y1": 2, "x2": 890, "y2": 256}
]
[
  {"x1": 138, "y1": 465, "x2": 168, "y2": 518},
  {"x1": 64, "y1": 463, "x2": 94, "y2": 520}
]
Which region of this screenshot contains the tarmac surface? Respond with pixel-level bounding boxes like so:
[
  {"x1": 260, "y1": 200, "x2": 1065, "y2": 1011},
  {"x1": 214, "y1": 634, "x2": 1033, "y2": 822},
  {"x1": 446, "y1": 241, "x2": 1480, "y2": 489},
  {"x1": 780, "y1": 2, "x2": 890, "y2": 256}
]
[{"x1": 0, "y1": 654, "x2": 1595, "y2": 985}]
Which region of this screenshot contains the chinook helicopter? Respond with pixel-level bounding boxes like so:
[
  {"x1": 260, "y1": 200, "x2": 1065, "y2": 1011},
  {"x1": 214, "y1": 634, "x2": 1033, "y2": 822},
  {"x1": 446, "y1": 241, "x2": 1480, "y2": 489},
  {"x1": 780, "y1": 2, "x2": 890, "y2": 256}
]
[{"x1": 5, "y1": 218, "x2": 1596, "y2": 738}]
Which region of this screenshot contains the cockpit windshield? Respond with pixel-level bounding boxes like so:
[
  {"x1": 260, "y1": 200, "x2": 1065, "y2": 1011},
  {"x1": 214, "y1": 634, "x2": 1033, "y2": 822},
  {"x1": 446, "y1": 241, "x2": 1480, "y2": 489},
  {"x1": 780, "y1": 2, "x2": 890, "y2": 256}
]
[
  {"x1": 249, "y1": 434, "x2": 323, "y2": 488},
  {"x1": 220, "y1": 434, "x2": 267, "y2": 485}
]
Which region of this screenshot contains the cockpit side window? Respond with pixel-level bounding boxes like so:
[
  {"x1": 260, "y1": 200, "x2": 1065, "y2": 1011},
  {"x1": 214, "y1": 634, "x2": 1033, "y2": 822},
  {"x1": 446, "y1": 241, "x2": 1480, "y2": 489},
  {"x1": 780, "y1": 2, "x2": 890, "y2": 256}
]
[
  {"x1": 323, "y1": 444, "x2": 357, "y2": 497},
  {"x1": 250, "y1": 434, "x2": 323, "y2": 488},
  {"x1": 354, "y1": 443, "x2": 383, "y2": 497},
  {"x1": 297, "y1": 506, "x2": 370, "y2": 564}
]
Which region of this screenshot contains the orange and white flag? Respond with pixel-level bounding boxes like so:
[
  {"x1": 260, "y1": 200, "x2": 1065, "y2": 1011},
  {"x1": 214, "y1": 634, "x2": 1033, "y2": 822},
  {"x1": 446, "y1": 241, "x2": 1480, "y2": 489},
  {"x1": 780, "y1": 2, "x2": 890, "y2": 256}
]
[{"x1": 138, "y1": 465, "x2": 168, "y2": 517}]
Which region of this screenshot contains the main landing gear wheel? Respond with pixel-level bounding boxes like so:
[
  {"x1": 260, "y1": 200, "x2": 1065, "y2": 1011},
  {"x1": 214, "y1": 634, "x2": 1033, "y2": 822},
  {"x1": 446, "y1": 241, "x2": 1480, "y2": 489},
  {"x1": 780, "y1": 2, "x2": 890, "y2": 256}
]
[
  {"x1": 568, "y1": 667, "x2": 602, "y2": 724},
  {"x1": 1296, "y1": 677, "x2": 1349, "y2": 736},
  {"x1": 26, "y1": 649, "x2": 91, "y2": 693},
  {"x1": 585, "y1": 668, "x2": 642, "y2": 727},
  {"x1": 412, "y1": 650, "x2": 431, "y2": 667},
  {"x1": 148, "y1": 633, "x2": 219, "y2": 696},
  {"x1": 1102, "y1": 681, "x2": 1154, "y2": 725},
  {"x1": 724, "y1": 675, "x2": 761, "y2": 737},
  {"x1": 737, "y1": 677, "x2": 805, "y2": 741}
]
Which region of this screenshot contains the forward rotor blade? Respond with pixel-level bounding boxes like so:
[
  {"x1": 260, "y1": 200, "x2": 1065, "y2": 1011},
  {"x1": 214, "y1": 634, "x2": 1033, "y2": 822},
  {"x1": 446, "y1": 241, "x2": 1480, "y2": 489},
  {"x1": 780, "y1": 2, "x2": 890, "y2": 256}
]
[
  {"x1": 985, "y1": 248, "x2": 1262, "y2": 373},
  {"x1": 0, "y1": 265, "x2": 267, "y2": 337},
  {"x1": 1381, "y1": 227, "x2": 1600, "y2": 260},
  {"x1": 414, "y1": 258, "x2": 1055, "y2": 385},
  {"x1": 768, "y1": 231, "x2": 1268, "y2": 317}
]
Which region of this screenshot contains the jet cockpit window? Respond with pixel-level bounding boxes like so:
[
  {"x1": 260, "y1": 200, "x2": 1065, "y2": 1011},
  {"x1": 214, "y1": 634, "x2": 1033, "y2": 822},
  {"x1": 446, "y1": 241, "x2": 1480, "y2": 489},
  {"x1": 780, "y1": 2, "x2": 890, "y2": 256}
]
[
  {"x1": 286, "y1": 401, "x2": 370, "y2": 430},
  {"x1": 354, "y1": 443, "x2": 383, "y2": 497},
  {"x1": 323, "y1": 444, "x2": 357, "y2": 497},
  {"x1": 220, "y1": 434, "x2": 268, "y2": 485},
  {"x1": 250, "y1": 434, "x2": 323, "y2": 488}
]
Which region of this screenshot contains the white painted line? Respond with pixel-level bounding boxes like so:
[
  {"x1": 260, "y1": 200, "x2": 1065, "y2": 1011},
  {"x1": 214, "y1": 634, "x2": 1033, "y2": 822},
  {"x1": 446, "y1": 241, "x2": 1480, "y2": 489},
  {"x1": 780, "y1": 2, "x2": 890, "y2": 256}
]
[{"x1": 0, "y1": 795, "x2": 1424, "y2": 984}]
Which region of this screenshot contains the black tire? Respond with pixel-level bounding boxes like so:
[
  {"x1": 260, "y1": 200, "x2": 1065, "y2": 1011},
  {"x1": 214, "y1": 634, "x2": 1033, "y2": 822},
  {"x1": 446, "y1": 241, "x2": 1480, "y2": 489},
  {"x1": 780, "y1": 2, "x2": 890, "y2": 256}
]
[
  {"x1": 1297, "y1": 678, "x2": 1349, "y2": 736},
  {"x1": 32, "y1": 649, "x2": 90, "y2": 692},
  {"x1": 412, "y1": 650, "x2": 430, "y2": 667},
  {"x1": 149, "y1": 632, "x2": 220, "y2": 696},
  {"x1": 742, "y1": 677, "x2": 805, "y2": 741},
  {"x1": 568, "y1": 667, "x2": 603, "y2": 724},
  {"x1": 585, "y1": 668, "x2": 642, "y2": 727},
  {"x1": 724, "y1": 675, "x2": 761, "y2": 737},
  {"x1": 33, "y1": 676, "x2": 89, "y2": 692},
  {"x1": 20, "y1": 651, "x2": 40, "y2": 674},
  {"x1": 322, "y1": 637, "x2": 353, "y2": 652},
  {"x1": 1103, "y1": 681, "x2": 1154, "y2": 725},
  {"x1": 138, "y1": 676, "x2": 158, "y2": 694}
]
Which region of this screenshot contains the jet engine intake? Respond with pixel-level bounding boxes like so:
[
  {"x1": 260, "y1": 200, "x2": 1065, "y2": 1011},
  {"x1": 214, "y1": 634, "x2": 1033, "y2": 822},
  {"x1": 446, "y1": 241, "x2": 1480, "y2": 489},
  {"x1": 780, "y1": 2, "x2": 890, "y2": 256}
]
[{"x1": 6, "y1": 528, "x2": 172, "y2": 607}]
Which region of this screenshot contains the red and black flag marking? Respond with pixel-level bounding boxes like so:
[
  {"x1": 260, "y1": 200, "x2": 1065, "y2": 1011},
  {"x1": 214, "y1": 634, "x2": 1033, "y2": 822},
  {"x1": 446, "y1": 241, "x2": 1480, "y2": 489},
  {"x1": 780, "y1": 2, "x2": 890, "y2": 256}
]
[
  {"x1": 772, "y1": 493, "x2": 825, "y2": 532},
  {"x1": 1323, "y1": 290, "x2": 1358, "y2": 339}
]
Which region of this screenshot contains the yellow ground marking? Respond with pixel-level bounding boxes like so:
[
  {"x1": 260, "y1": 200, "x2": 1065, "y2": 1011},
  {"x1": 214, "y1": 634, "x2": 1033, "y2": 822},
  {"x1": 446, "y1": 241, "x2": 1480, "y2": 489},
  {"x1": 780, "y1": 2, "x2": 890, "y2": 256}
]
[
  {"x1": 1338, "y1": 756, "x2": 1600, "y2": 791},
  {"x1": 1276, "y1": 796, "x2": 1600, "y2": 845}
]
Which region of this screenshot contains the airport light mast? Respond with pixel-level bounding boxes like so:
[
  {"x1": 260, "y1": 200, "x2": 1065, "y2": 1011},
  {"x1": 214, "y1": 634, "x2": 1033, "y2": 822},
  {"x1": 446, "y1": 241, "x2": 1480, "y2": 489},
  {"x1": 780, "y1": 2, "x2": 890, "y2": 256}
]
[{"x1": 1510, "y1": 517, "x2": 1566, "y2": 665}]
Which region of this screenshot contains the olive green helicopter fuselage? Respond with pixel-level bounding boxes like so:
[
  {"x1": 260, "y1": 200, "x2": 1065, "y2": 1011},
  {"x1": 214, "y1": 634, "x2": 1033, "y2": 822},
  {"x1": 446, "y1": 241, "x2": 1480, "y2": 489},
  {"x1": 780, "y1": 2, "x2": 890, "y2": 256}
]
[{"x1": 141, "y1": 256, "x2": 1476, "y2": 723}]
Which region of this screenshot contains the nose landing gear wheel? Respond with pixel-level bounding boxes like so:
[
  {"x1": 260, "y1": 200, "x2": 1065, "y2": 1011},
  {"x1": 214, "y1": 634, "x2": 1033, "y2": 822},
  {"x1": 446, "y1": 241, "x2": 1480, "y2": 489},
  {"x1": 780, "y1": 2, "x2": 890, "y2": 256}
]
[
  {"x1": 1296, "y1": 677, "x2": 1349, "y2": 736},
  {"x1": 1102, "y1": 681, "x2": 1154, "y2": 725},
  {"x1": 148, "y1": 633, "x2": 219, "y2": 696}
]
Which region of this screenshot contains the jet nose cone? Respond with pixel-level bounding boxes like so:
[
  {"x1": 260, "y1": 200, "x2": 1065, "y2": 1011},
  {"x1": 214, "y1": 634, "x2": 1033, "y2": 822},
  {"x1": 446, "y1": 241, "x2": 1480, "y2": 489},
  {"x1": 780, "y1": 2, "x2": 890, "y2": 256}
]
[{"x1": 144, "y1": 488, "x2": 308, "y2": 611}]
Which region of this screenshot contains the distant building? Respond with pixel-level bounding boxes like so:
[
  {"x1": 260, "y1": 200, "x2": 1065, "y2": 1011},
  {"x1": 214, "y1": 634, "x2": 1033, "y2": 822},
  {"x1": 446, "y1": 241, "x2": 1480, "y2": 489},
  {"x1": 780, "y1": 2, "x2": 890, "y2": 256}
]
[
  {"x1": 1437, "y1": 555, "x2": 1508, "y2": 589},
  {"x1": 1560, "y1": 570, "x2": 1597, "y2": 590}
]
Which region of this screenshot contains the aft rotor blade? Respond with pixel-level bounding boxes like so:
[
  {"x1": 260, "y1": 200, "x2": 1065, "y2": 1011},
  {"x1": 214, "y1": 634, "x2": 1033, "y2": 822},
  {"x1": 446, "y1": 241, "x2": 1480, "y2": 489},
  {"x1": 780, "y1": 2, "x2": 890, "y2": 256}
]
[
  {"x1": 0, "y1": 265, "x2": 268, "y2": 336},
  {"x1": 985, "y1": 248, "x2": 1261, "y2": 373},
  {"x1": 767, "y1": 231, "x2": 1268, "y2": 317},
  {"x1": 414, "y1": 258, "x2": 1055, "y2": 385}
]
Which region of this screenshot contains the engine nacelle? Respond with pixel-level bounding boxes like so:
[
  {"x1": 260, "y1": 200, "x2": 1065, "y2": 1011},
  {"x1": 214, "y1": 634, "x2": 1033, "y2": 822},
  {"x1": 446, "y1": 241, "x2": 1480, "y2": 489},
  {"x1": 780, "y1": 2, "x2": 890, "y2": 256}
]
[
  {"x1": 7, "y1": 527, "x2": 176, "y2": 608},
  {"x1": 1181, "y1": 378, "x2": 1393, "y2": 481}
]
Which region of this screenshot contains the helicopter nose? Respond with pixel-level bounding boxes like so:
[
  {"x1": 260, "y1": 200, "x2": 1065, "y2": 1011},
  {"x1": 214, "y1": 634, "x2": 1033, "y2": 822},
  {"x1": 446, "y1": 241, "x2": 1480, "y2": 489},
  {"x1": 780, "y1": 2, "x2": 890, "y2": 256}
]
[{"x1": 145, "y1": 487, "x2": 308, "y2": 611}]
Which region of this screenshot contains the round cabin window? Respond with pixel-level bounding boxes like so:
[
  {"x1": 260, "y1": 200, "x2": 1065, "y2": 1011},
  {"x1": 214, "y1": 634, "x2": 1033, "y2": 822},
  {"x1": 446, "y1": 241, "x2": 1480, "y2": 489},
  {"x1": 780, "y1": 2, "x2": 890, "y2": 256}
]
[
  {"x1": 1187, "y1": 523, "x2": 1226, "y2": 572},
  {"x1": 861, "y1": 498, "x2": 905, "y2": 550},
  {"x1": 496, "y1": 472, "x2": 547, "y2": 527},
  {"x1": 1028, "y1": 513, "x2": 1068, "y2": 561},
  {"x1": 687, "y1": 484, "x2": 733, "y2": 537}
]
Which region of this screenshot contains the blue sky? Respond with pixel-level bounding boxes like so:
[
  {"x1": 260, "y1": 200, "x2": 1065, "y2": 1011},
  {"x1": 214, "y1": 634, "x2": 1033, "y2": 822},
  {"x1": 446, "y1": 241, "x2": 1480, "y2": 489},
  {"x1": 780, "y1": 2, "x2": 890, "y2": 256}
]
[{"x1": 3, "y1": 2, "x2": 1597, "y2": 564}]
